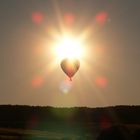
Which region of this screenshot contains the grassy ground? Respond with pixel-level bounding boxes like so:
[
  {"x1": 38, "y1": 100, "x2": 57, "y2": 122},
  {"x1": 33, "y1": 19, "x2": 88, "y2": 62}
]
[
  {"x1": 0, "y1": 127, "x2": 83, "y2": 140},
  {"x1": 0, "y1": 124, "x2": 140, "y2": 140}
]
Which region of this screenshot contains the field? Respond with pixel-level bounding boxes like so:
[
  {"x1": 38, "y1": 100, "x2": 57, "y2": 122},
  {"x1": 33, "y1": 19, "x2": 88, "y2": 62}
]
[
  {"x1": 0, "y1": 124, "x2": 140, "y2": 140},
  {"x1": 0, "y1": 105, "x2": 140, "y2": 139},
  {"x1": 0, "y1": 123, "x2": 98, "y2": 140}
]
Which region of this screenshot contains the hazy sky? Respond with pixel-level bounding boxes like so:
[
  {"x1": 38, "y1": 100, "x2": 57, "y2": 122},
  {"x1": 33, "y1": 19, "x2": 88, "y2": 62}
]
[{"x1": 0, "y1": 0, "x2": 140, "y2": 107}]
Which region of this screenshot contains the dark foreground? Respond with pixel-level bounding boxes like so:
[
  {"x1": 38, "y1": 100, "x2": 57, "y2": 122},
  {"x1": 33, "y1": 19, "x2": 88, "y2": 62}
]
[{"x1": 0, "y1": 105, "x2": 139, "y2": 140}]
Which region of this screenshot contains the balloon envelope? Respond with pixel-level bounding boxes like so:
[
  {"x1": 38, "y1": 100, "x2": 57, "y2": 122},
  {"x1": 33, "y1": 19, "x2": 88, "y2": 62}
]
[{"x1": 60, "y1": 58, "x2": 80, "y2": 80}]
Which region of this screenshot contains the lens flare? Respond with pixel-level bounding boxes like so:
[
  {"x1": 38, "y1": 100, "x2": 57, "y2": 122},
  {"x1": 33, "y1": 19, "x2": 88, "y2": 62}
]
[
  {"x1": 95, "y1": 11, "x2": 108, "y2": 25},
  {"x1": 64, "y1": 13, "x2": 75, "y2": 26},
  {"x1": 32, "y1": 12, "x2": 44, "y2": 24},
  {"x1": 60, "y1": 78, "x2": 72, "y2": 94},
  {"x1": 54, "y1": 35, "x2": 84, "y2": 61},
  {"x1": 31, "y1": 76, "x2": 44, "y2": 88},
  {"x1": 95, "y1": 76, "x2": 108, "y2": 88}
]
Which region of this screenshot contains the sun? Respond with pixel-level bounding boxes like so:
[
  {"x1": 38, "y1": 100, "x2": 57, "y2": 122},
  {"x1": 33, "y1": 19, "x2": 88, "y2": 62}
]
[{"x1": 53, "y1": 34, "x2": 85, "y2": 61}]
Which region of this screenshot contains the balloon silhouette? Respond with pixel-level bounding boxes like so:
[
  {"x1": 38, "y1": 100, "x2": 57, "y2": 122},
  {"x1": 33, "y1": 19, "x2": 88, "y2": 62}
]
[{"x1": 61, "y1": 58, "x2": 80, "y2": 81}]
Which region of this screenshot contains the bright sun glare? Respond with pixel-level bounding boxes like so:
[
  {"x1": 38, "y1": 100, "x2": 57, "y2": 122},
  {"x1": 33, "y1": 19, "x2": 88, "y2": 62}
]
[{"x1": 54, "y1": 35, "x2": 84, "y2": 60}]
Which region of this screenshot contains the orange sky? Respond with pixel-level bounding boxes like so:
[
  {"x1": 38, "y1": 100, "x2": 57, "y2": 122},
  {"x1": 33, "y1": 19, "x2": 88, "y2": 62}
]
[{"x1": 0, "y1": 0, "x2": 140, "y2": 107}]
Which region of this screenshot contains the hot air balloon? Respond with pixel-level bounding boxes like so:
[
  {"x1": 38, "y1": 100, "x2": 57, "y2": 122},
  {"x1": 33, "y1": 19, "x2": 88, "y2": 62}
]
[{"x1": 60, "y1": 58, "x2": 80, "y2": 81}]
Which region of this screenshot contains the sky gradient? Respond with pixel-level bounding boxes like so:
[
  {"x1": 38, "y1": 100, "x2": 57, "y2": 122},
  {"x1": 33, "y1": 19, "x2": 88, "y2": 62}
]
[{"x1": 0, "y1": 0, "x2": 140, "y2": 107}]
